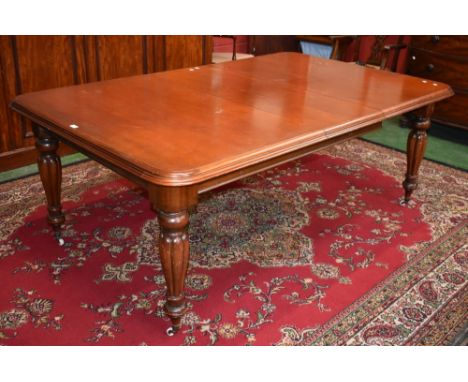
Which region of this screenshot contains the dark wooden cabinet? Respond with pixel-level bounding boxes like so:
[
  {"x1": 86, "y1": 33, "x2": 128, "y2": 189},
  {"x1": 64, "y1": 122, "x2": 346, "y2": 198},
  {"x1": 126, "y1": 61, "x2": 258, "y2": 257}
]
[
  {"x1": 407, "y1": 36, "x2": 468, "y2": 130},
  {"x1": 0, "y1": 35, "x2": 212, "y2": 171},
  {"x1": 248, "y1": 36, "x2": 299, "y2": 56}
]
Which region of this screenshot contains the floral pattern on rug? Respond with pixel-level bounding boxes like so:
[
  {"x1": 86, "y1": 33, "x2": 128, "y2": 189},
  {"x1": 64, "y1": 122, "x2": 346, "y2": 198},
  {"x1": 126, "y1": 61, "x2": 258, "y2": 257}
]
[
  {"x1": 0, "y1": 139, "x2": 466, "y2": 345},
  {"x1": 348, "y1": 240, "x2": 467, "y2": 345},
  {"x1": 0, "y1": 289, "x2": 63, "y2": 340},
  {"x1": 325, "y1": 141, "x2": 467, "y2": 256},
  {"x1": 276, "y1": 226, "x2": 467, "y2": 345},
  {"x1": 133, "y1": 188, "x2": 313, "y2": 269}
]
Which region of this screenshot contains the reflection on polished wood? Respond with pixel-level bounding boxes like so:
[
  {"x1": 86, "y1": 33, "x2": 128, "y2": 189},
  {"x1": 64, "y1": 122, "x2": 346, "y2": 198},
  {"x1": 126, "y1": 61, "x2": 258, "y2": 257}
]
[{"x1": 12, "y1": 52, "x2": 453, "y2": 332}]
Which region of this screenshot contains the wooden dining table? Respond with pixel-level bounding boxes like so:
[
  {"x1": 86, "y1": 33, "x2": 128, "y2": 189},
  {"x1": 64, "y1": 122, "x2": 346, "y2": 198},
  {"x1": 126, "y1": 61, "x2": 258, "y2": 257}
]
[{"x1": 10, "y1": 52, "x2": 453, "y2": 335}]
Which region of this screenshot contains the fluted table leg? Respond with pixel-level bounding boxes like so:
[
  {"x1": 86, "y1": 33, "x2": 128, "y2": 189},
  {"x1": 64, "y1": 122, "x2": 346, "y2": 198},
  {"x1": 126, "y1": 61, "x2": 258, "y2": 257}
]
[
  {"x1": 150, "y1": 185, "x2": 197, "y2": 335},
  {"x1": 157, "y1": 210, "x2": 190, "y2": 334}
]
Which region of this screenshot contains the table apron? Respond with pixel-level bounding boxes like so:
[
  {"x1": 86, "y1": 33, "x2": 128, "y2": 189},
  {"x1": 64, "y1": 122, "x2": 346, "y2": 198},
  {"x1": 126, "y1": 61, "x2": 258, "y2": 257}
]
[
  {"x1": 196, "y1": 122, "x2": 382, "y2": 194},
  {"x1": 42, "y1": 128, "x2": 150, "y2": 189},
  {"x1": 37, "y1": 121, "x2": 381, "y2": 195}
]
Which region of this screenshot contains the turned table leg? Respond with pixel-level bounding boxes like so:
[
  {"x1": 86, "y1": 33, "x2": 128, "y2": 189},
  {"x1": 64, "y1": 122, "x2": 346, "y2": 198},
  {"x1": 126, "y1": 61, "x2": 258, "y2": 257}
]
[
  {"x1": 33, "y1": 124, "x2": 65, "y2": 245},
  {"x1": 402, "y1": 104, "x2": 434, "y2": 202},
  {"x1": 150, "y1": 186, "x2": 197, "y2": 335},
  {"x1": 157, "y1": 210, "x2": 190, "y2": 335}
]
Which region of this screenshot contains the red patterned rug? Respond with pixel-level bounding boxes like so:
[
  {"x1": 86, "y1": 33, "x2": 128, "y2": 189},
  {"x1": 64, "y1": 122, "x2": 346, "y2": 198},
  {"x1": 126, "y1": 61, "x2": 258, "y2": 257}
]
[{"x1": 0, "y1": 140, "x2": 466, "y2": 345}]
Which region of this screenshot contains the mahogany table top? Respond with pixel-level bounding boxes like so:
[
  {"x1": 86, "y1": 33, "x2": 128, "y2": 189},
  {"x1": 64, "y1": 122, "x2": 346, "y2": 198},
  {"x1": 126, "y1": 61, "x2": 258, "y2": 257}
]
[{"x1": 11, "y1": 52, "x2": 453, "y2": 186}]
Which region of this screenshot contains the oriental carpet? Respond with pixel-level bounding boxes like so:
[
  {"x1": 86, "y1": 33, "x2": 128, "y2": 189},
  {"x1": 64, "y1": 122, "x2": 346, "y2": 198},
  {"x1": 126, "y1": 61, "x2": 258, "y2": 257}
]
[{"x1": 0, "y1": 140, "x2": 466, "y2": 345}]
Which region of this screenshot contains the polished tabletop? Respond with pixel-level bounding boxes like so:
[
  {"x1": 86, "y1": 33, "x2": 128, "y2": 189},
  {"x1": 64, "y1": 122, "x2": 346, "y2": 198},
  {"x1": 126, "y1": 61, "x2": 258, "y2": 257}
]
[{"x1": 11, "y1": 52, "x2": 453, "y2": 186}]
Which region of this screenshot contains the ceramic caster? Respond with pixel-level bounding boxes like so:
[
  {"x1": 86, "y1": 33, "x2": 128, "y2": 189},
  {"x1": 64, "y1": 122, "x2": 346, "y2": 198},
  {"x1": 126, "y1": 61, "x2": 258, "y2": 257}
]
[
  {"x1": 166, "y1": 327, "x2": 176, "y2": 337},
  {"x1": 54, "y1": 232, "x2": 65, "y2": 246},
  {"x1": 400, "y1": 198, "x2": 414, "y2": 207}
]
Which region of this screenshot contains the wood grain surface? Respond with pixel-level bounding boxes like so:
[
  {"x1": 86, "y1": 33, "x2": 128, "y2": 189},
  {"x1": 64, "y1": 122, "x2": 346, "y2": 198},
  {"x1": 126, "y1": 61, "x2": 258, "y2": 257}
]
[{"x1": 11, "y1": 52, "x2": 453, "y2": 186}]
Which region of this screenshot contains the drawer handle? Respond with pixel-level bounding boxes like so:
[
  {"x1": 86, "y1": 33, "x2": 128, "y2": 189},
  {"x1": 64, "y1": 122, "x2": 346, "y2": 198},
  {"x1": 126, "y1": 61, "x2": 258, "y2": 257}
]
[
  {"x1": 426, "y1": 63, "x2": 435, "y2": 73},
  {"x1": 431, "y1": 35, "x2": 440, "y2": 44}
]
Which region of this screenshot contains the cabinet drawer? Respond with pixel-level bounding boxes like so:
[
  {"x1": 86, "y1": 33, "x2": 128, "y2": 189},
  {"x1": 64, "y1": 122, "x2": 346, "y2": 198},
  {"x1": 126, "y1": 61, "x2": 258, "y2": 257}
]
[
  {"x1": 433, "y1": 93, "x2": 468, "y2": 129},
  {"x1": 410, "y1": 36, "x2": 468, "y2": 56},
  {"x1": 408, "y1": 48, "x2": 468, "y2": 90}
]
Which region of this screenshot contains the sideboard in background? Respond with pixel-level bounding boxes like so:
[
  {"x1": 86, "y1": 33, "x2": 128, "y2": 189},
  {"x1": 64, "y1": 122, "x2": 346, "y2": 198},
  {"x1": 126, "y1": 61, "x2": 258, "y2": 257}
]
[{"x1": 407, "y1": 36, "x2": 468, "y2": 130}]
